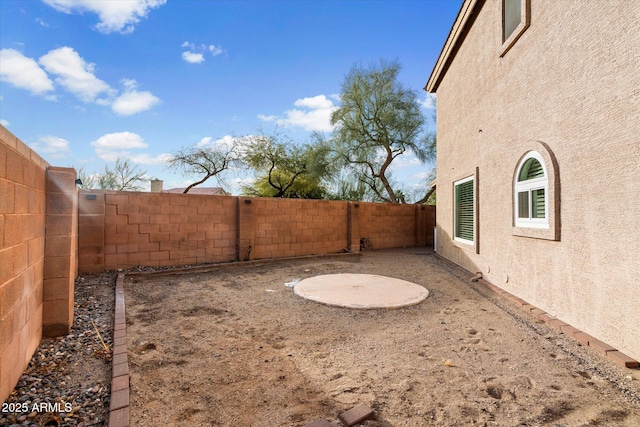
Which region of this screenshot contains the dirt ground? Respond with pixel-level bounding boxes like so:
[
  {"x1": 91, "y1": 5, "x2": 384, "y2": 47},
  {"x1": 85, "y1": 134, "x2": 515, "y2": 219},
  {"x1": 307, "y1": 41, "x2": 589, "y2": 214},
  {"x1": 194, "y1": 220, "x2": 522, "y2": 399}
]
[{"x1": 124, "y1": 248, "x2": 640, "y2": 426}]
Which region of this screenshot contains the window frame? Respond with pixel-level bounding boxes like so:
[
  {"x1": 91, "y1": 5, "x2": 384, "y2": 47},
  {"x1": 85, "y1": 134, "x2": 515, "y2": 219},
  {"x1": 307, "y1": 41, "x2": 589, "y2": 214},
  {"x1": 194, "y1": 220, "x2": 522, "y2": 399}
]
[
  {"x1": 454, "y1": 175, "x2": 475, "y2": 246},
  {"x1": 512, "y1": 142, "x2": 560, "y2": 242},
  {"x1": 500, "y1": 0, "x2": 530, "y2": 57},
  {"x1": 514, "y1": 151, "x2": 549, "y2": 229}
]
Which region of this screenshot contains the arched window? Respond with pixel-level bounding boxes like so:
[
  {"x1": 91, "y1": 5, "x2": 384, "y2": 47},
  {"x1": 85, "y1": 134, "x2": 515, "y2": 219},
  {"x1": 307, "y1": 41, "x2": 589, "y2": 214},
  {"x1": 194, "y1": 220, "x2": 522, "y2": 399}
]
[{"x1": 514, "y1": 151, "x2": 548, "y2": 228}]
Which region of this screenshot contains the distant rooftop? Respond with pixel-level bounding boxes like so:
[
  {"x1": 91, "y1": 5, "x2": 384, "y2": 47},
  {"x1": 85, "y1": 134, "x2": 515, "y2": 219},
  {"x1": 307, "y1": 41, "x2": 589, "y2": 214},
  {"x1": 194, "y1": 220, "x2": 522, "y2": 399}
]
[{"x1": 163, "y1": 187, "x2": 229, "y2": 196}]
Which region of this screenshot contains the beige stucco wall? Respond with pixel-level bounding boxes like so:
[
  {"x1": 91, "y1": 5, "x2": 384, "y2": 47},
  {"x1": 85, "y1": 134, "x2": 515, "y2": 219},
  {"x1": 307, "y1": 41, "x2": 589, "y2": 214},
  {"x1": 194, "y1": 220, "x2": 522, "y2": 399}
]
[{"x1": 433, "y1": 1, "x2": 640, "y2": 360}]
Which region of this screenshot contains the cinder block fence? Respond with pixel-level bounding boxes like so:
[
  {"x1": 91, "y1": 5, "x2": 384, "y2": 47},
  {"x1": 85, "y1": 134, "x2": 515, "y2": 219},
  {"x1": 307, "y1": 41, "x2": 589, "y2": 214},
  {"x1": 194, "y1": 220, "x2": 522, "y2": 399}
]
[
  {"x1": 1, "y1": 126, "x2": 78, "y2": 403},
  {"x1": 78, "y1": 191, "x2": 435, "y2": 273}
]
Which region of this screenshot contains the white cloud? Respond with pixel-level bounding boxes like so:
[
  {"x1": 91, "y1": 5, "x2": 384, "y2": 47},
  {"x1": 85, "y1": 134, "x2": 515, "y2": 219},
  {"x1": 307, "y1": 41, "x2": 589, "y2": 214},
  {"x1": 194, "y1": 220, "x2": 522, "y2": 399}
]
[
  {"x1": 196, "y1": 135, "x2": 239, "y2": 151},
  {"x1": 195, "y1": 136, "x2": 214, "y2": 147},
  {"x1": 195, "y1": 135, "x2": 253, "y2": 159},
  {"x1": 39, "y1": 46, "x2": 112, "y2": 103},
  {"x1": 281, "y1": 107, "x2": 334, "y2": 132},
  {"x1": 208, "y1": 45, "x2": 223, "y2": 56},
  {"x1": 29, "y1": 135, "x2": 71, "y2": 158},
  {"x1": 258, "y1": 94, "x2": 337, "y2": 132},
  {"x1": 91, "y1": 131, "x2": 147, "y2": 149},
  {"x1": 112, "y1": 90, "x2": 160, "y2": 115},
  {"x1": 227, "y1": 176, "x2": 255, "y2": 195},
  {"x1": 419, "y1": 93, "x2": 436, "y2": 109},
  {"x1": 197, "y1": 135, "x2": 241, "y2": 149},
  {"x1": 91, "y1": 131, "x2": 148, "y2": 161},
  {"x1": 110, "y1": 78, "x2": 160, "y2": 115},
  {"x1": 411, "y1": 171, "x2": 432, "y2": 181},
  {"x1": 4, "y1": 47, "x2": 159, "y2": 114},
  {"x1": 42, "y1": 0, "x2": 167, "y2": 34},
  {"x1": 182, "y1": 51, "x2": 204, "y2": 64},
  {"x1": 257, "y1": 114, "x2": 277, "y2": 122},
  {"x1": 121, "y1": 78, "x2": 137, "y2": 91},
  {"x1": 392, "y1": 155, "x2": 422, "y2": 168},
  {"x1": 294, "y1": 95, "x2": 334, "y2": 110},
  {"x1": 129, "y1": 152, "x2": 172, "y2": 165},
  {"x1": 90, "y1": 132, "x2": 168, "y2": 164},
  {"x1": 0, "y1": 119, "x2": 9, "y2": 127},
  {"x1": 0, "y1": 48, "x2": 55, "y2": 96},
  {"x1": 181, "y1": 41, "x2": 224, "y2": 63}
]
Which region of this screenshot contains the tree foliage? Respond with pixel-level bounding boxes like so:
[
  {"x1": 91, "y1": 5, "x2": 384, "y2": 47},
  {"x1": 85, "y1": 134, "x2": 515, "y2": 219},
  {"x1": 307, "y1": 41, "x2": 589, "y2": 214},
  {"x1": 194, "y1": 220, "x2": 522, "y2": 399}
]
[
  {"x1": 241, "y1": 133, "x2": 332, "y2": 198},
  {"x1": 77, "y1": 158, "x2": 147, "y2": 191},
  {"x1": 326, "y1": 173, "x2": 369, "y2": 201},
  {"x1": 330, "y1": 60, "x2": 435, "y2": 203},
  {"x1": 242, "y1": 171, "x2": 327, "y2": 199},
  {"x1": 165, "y1": 139, "x2": 241, "y2": 193}
]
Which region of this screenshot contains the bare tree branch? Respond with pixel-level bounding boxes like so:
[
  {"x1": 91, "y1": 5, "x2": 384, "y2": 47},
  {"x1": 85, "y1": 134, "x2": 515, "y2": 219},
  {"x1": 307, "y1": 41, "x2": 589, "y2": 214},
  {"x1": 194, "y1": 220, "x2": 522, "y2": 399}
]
[{"x1": 166, "y1": 140, "x2": 240, "y2": 193}]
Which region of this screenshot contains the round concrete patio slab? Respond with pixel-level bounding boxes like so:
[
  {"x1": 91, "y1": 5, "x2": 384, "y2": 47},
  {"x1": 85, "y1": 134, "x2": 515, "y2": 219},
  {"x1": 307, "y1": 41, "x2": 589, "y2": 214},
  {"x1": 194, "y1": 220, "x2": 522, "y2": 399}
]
[{"x1": 293, "y1": 273, "x2": 429, "y2": 309}]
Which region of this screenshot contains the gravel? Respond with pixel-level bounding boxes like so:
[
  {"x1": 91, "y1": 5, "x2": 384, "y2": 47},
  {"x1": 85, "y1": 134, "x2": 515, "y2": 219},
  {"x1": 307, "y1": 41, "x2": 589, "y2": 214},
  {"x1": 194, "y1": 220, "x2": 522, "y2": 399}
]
[{"x1": 1, "y1": 274, "x2": 115, "y2": 427}]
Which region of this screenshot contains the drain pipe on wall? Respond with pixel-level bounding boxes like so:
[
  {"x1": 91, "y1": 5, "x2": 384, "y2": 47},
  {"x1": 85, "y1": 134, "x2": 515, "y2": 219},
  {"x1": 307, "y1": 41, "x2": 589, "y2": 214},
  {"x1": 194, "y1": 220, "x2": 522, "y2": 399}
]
[
  {"x1": 433, "y1": 227, "x2": 437, "y2": 252},
  {"x1": 470, "y1": 272, "x2": 483, "y2": 282}
]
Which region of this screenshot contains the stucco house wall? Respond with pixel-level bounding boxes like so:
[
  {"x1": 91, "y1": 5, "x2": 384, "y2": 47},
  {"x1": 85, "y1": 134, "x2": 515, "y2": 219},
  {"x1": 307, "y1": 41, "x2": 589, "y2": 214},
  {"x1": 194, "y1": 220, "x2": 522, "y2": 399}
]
[{"x1": 426, "y1": 1, "x2": 640, "y2": 360}]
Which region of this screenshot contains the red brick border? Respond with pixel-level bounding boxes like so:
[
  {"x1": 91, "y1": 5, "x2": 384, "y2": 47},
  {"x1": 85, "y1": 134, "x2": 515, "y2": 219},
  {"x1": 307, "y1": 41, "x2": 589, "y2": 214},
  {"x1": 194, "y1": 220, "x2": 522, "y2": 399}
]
[
  {"x1": 108, "y1": 273, "x2": 129, "y2": 427},
  {"x1": 432, "y1": 251, "x2": 638, "y2": 368},
  {"x1": 476, "y1": 278, "x2": 639, "y2": 369}
]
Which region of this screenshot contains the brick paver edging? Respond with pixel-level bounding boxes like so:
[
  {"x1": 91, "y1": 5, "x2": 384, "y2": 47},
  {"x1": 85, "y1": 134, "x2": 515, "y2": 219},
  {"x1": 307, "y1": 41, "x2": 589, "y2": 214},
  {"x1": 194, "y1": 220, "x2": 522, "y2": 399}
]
[
  {"x1": 475, "y1": 277, "x2": 639, "y2": 369},
  {"x1": 108, "y1": 273, "x2": 129, "y2": 427},
  {"x1": 429, "y1": 252, "x2": 639, "y2": 369}
]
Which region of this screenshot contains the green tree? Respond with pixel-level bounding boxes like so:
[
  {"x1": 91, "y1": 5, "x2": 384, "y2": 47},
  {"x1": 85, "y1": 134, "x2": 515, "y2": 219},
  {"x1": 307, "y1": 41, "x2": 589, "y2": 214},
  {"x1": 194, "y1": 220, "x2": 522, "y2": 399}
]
[
  {"x1": 165, "y1": 139, "x2": 241, "y2": 193},
  {"x1": 242, "y1": 171, "x2": 327, "y2": 199},
  {"x1": 241, "y1": 132, "x2": 332, "y2": 198},
  {"x1": 77, "y1": 158, "x2": 146, "y2": 191},
  {"x1": 326, "y1": 172, "x2": 369, "y2": 201},
  {"x1": 330, "y1": 60, "x2": 435, "y2": 203}
]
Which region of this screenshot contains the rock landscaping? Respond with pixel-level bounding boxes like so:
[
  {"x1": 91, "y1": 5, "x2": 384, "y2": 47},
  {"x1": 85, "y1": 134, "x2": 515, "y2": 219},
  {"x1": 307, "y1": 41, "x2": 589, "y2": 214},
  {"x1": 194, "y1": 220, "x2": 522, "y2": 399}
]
[{"x1": 1, "y1": 274, "x2": 114, "y2": 427}]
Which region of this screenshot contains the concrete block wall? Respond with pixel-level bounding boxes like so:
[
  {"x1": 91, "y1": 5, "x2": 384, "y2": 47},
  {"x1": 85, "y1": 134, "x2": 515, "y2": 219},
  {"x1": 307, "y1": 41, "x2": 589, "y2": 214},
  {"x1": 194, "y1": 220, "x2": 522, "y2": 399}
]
[
  {"x1": 249, "y1": 197, "x2": 348, "y2": 259},
  {"x1": 0, "y1": 125, "x2": 48, "y2": 403},
  {"x1": 1, "y1": 125, "x2": 78, "y2": 404},
  {"x1": 360, "y1": 203, "x2": 434, "y2": 249},
  {"x1": 43, "y1": 167, "x2": 78, "y2": 337},
  {"x1": 79, "y1": 191, "x2": 238, "y2": 272},
  {"x1": 0, "y1": 127, "x2": 42, "y2": 402},
  {"x1": 79, "y1": 191, "x2": 435, "y2": 273}
]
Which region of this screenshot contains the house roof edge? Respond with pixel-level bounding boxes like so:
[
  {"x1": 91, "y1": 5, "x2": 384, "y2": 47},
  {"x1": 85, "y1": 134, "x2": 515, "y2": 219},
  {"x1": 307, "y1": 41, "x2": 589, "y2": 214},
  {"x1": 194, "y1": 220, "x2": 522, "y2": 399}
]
[{"x1": 425, "y1": 0, "x2": 483, "y2": 93}]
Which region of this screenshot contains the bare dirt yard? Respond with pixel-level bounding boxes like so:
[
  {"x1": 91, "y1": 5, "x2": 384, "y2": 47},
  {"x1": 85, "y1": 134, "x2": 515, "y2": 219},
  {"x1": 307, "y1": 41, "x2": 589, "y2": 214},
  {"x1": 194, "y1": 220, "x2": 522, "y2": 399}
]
[{"x1": 124, "y1": 248, "x2": 640, "y2": 426}]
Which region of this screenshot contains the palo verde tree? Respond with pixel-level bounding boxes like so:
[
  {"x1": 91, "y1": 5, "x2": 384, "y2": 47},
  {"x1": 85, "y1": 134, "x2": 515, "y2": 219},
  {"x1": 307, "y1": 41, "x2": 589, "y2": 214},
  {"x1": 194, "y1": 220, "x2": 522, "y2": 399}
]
[
  {"x1": 77, "y1": 158, "x2": 147, "y2": 191},
  {"x1": 242, "y1": 172, "x2": 327, "y2": 199},
  {"x1": 241, "y1": 132, "x2": 332, "y2": 198},
  {"x1": 165, "y1": 138, "x2": 241, "y2": 194},
  {"x1": 330, "y1": 59, "x2": 435, "y2": 203}
]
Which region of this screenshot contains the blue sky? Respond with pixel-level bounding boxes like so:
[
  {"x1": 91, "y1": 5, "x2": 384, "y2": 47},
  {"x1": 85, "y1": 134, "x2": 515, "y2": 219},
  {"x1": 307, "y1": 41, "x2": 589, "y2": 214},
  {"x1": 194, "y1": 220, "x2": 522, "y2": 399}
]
[{"x1": 0, "y1": 0, "x2": 462, "y2": 194}]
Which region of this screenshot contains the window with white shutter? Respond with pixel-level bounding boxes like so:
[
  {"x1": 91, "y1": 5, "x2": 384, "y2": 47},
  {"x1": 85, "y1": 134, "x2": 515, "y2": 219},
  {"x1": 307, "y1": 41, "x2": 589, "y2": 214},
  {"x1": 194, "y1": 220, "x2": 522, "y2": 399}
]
[{"x1": 454, "y1": 176, "x2": 475, "y2": 244}]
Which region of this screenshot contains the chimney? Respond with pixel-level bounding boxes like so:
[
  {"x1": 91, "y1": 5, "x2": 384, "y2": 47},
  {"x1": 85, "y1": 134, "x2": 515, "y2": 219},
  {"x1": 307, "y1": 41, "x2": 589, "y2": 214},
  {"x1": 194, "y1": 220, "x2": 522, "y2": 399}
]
[{"x1": 150, "y1": 179, "x2": 163, "y2": 193}]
